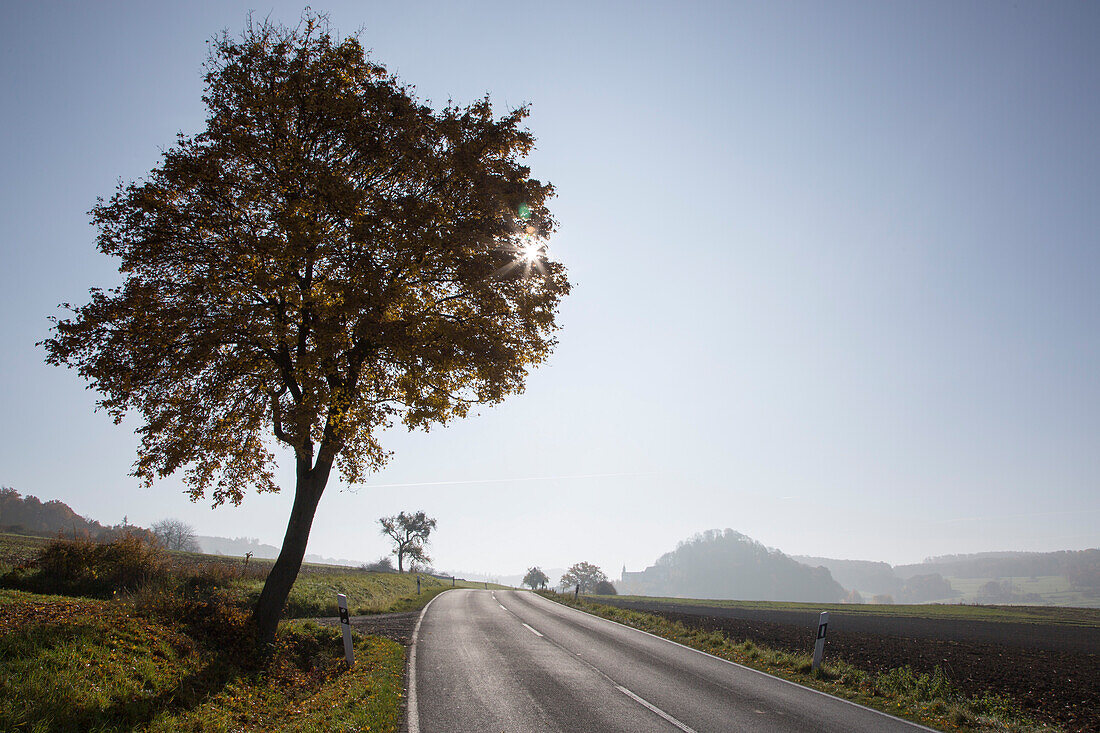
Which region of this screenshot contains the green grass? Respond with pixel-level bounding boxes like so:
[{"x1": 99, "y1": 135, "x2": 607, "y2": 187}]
[
  {"x1": 0, "y1": 531, "x2": 500, "y2": 619},
  {"x1": 145, "y1": 620, "x2": 404, "y2": 733},
  {"x1": 0, "y1": 588, "x2": 404, "y2": 732},
  {"x1": 544, "y1": 593, "x2": 1058, "y2": 733},
  {"x1": 0, "y1": 535, "x2": 452, "y2": 731},
  {"x1": 236, "y1": 570, "x2": 475, "y2": 618},
  {"x1": 944, "y1": 576, "x2": 1099, "y2": 608},
  {"x1": 0, "y1": 533, "x2": 513, "y2": 731},
  {"x1": 0, "y1": 533, "x2": 50, "y2": 573},
  {"x1": 601, "y1": 593, "x2": 1100, "y2": 627}
]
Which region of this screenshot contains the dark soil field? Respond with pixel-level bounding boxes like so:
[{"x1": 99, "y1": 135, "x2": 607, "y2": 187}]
[
  {"x1": 600, "y1": 597, "x2": 1099, "y2": 732},
  {"x1": 599, "y1": 597, "x2": 1100, "y2": 653}
]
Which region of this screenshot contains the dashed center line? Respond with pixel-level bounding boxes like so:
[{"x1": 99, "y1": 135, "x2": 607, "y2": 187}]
[
  {"x1": 616, "y1": 685, "x2": 698, "y2": 733},
  {"x1": 502, "y1": 593, "x2": 695, "y2": 732}
]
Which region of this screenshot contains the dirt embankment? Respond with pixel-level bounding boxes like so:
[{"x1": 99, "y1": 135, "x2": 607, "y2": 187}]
[
  {"x1": 599, "y1": 598, "x2": 1099, "y2": 733},
  {"x1": 313, "y1": 611, "x2": 421, "y2": 645}
]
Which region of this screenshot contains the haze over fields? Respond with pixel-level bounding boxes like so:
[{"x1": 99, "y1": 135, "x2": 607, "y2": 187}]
[
  {"x1": 6, "y1": 488, "x2": 1098, "y2": 605},
  {"x1": 2, "y1": 2, "x2": 1098, "y2": 576}
]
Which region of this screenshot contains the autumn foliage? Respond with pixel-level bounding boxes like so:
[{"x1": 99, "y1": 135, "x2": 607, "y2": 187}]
[{"x1": 41, "y1": 12, "x2": 568, "y2": 643}]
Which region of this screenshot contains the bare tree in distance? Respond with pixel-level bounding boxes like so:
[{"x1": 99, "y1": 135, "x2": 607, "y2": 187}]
[
  {"x1": 561, "y1": 562, "x2": 608, "y2": 594},
  {"x1": 151, "y1": 518, "x2": 200, "y2": 552},
  {"x1": 41, "y1": 12, "x2": 569, "y2": 645},
  {"x1": 523, "y1": 566, "x2": 549, "y2": 589},
  {"x1": 380, "y1": 511, "x2": 437, "y2": 573}
]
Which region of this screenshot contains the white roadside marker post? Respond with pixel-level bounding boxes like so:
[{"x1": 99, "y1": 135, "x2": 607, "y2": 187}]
[
  {"x1": 812, "y1": 611, "x2": 828, "y2": 672},
  {"x1": 337, "y1": 593, "x2": 355, "y2": 667}
]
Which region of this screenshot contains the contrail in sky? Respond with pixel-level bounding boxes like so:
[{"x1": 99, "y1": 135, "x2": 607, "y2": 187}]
[
  {"x1": 357, "y1": 472, "x2": 643, "y2": 489},
  {"x1": 942, "y1": 508, "x2": 1100, "y2": 523}
]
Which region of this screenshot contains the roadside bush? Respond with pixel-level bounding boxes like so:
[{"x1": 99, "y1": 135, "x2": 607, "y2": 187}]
[
  {"x1": 177, "y1": 560, "x2": 254, "y2": 592},
  {"x1": 870, "y1": 665, "x2": 957, "y2": 704},
  {"x1": 593, "y1": 580, "x2": 618, "y2": 595},
  {"x1": 1, "y1": 534, "x2": 169, "y2": 598},
  {"x1": 362, "y1": 556, "x2": 395, "y2": 573}
]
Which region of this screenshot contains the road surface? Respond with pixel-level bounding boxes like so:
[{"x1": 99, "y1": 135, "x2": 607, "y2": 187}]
[{"x1": 410, "y1": 589, "x2": 935, "y2": 732}]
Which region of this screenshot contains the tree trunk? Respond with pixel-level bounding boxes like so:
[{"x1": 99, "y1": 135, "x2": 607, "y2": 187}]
[
  {"x1": 397, "y1": 546, "x2": 404, "y2": 573},
  {"x1": 254, "y1": 456, "x2": 333, "y2": 646}
]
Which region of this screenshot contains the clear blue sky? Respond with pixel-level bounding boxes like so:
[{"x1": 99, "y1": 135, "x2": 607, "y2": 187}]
[{"x1": 2, "y1": 1, "x2": 1097, "y2": 575}]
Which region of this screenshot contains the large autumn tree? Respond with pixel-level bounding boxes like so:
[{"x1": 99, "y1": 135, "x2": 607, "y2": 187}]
[{"x1": 43, "y1": 14, "x2": 569, "y2": 644}]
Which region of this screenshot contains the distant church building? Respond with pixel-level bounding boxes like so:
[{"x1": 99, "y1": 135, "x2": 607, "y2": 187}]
[{"x1": 619, "y1": 563, "x2": 666, "y2": 596}]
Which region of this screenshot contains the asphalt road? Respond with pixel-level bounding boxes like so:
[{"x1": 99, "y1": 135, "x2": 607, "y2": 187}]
[{"x1": 410, "y1": 589, "x2": 935, "y2": 733}]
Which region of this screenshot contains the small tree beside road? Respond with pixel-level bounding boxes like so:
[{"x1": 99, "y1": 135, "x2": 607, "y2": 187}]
[
  {"x1": 560, "y1": 562, "x2": 608, "y2": 594},
  {"x1": 380, "y1": 511, "x2": 436, "y2": 573},
  {"x1": 523, "y1": 566, "x2": 549, "y2": 589}
]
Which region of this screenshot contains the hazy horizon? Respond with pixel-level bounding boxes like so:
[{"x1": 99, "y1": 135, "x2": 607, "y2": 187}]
[
  {"x1": 5, "y1": 482, "x2": 1095, "y2": 579},
  {"x1": 2, "y1": 2, "x2": 1098, "y2": 577}
]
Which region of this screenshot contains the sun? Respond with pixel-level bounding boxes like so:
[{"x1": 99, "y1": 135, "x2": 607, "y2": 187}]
[{"x1": 519, "y1": 238, "x2": 541, "y2": 263}]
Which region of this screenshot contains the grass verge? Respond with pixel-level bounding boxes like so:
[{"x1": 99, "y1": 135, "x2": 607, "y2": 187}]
[
  {"x1": 237, "y1": 570, "x2": 456, "y2": 618},
  {"x1": 542, "y1": 593, "x2": 1060, "y2": 733},
  {"x1": 0, "y1": 531, "x2": 492, "y2": 619},
  {"x1": 0, "y1": 589, "x2": 403, "y2": 732},
  {"x1": 0, "y1": 534, "x2": 517, "y2": 731}
]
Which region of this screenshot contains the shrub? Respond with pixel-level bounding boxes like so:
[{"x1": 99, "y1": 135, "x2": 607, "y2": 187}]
[
  {"x1": 593, "y1": 580, "x2": 618, "y2": 595},
  {"x1": 1, "y1": 534, "x2": 169, "y2": 597},
  {"x1": 362, "y1": 557, "x2": 395, "y2": 573}
]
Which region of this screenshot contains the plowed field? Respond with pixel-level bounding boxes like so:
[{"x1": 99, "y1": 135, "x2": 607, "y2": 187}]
[{"x1": 600, "y1": 598, "x2": 1099, "y2": 732}]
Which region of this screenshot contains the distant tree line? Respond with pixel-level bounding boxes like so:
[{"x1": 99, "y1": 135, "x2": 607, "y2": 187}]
[
  {"x1": 0, "y1": 487, "x2": 155, "y2": 543},
  {"x1": 799, "y1": 549, "x2": 1100, "y2": 601},
  {"x1": 895, "y1": 549, "x2": 1100, "y2": 583},
  {"x1": 895, "y1": 573, "x2": 959, "y2": 603},
  {"x1": 792, "y1": 556, "x2": 903, "y2": 596},
  {"x1": 975, "y1": 580, "x2": 1044, "y2": 604}
]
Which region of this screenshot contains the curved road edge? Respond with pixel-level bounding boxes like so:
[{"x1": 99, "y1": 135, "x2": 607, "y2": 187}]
[
  {"x1": 533, "y1": 592, "x2": 939, "y2": 733},
  {"x1": 406, "y1": 587, "x2": 454, "y2": 733}
]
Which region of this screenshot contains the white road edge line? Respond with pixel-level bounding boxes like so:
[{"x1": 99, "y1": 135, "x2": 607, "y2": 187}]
[
  {"x1": 407, "y1": 588, "x2": 454, "y2": 733},
  {"x1": 499, "y1": 603, "x2": 507, "y2": 610},
  {"x1": 616, "y1": 685, "x2": 698, "y2": 733},
  {"x1": 531, "y1": 593, "x2": 938, "y2": 733},
  {"x1": 522, "y1": 622, "x2": 544, "y2": 637}
]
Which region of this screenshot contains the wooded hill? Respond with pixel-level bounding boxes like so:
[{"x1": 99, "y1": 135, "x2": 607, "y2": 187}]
[
  {"x1": 795, "y1": 549, "x2": 1100, "y2": 604},
  {"x1": 620, "y1": 529, "x2": 846, "y2": 602},
  {"x1": 790, "y1": 555, "x2": 960, "y2": 602},
  {"x1": 791, "y1": 556, "x2": 901, "y2": 596},
  {"x1": 0, "y1": 487, "x2": 152, "y2": 542},
  {"x1": 896, "y1": 549, "x2": 1100, "y2": 583}
]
